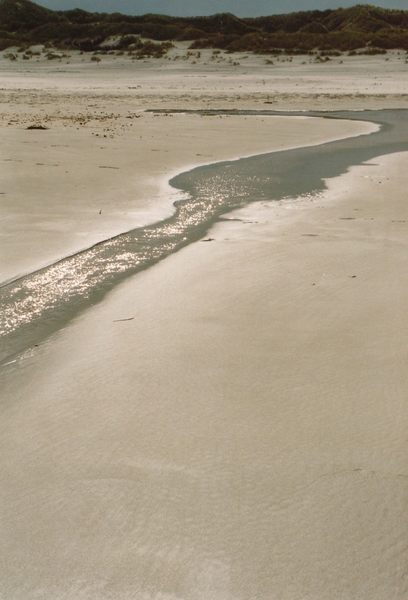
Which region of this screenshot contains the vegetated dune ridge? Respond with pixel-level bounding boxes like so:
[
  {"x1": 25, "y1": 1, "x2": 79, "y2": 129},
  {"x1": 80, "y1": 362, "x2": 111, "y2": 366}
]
[
  {"x1": 1, "y1": 0, "x2": 408, "y2": 53},
  {"x1": 0, "y1": 108, "x2": 407, "y2": 365}
]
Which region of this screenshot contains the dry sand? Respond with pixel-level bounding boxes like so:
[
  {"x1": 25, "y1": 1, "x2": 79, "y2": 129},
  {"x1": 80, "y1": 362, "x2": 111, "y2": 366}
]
[
  {"x1": 1, "y1": 44, "x2": 407, "y2": 110},
  {"x1": 0, "y1": 46, "x2": 407, "y2": 599}
]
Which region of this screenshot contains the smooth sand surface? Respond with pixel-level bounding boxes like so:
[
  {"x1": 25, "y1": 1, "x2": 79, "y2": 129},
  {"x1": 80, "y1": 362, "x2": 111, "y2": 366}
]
[
  {"x1": 1, "y1": 44, "x2": 407, "y2": 599},
  {"x1": 1, "y1": 152, "x2": 408, "y2": 599}
]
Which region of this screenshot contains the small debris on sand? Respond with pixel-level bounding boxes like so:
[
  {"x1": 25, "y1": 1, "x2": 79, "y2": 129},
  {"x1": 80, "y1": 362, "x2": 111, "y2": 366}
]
[
  {"x1": 113, "y1": 317, "x2": 135, "y2": 322},
  {"x1": 26, "y1": 125, "x2": 49, "y2": 130}
]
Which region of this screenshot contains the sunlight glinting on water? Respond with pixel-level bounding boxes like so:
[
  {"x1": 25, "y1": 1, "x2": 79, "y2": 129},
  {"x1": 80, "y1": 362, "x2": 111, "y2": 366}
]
[
  {"x1": 2, "y1": 108, "x2": 407, "y2": 363},
  {"x1": 0, "y1": 172, "x2": 249, "y2": 357}
]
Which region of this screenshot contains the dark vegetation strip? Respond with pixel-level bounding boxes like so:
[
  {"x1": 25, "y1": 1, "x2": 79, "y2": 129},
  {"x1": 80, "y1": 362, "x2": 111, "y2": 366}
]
[{"x1": 1, "y1": 0, "x2": 408, "y2": 53}]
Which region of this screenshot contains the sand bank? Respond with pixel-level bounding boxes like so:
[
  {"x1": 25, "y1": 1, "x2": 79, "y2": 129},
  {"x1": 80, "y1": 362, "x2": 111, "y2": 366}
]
[{"x1": 1, "y1": 151, "x2": 407, "y2": 599}]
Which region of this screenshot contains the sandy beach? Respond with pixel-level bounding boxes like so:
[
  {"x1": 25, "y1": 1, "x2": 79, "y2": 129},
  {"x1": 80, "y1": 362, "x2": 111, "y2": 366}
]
[{"x1": 1, "y1": 46, "x2": 408, "y2": 599}]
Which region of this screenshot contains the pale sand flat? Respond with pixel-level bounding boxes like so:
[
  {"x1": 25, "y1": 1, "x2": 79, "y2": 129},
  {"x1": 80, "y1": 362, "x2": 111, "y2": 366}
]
[
  {"x1": 0, "y1": 46, "x2": 407, "y2": 106},
  {"x1": 1, "y1": 152, "x2": 407, "y2": 599}
]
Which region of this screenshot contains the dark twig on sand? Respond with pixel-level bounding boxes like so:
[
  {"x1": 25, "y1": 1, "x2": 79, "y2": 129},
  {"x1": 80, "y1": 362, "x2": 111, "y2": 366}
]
[{"x1": 113, "y1": 317, "x2": 135, "y2": 322}]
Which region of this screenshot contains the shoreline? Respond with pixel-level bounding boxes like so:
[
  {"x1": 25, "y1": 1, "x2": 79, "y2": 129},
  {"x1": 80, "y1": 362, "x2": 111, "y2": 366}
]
[
  {"x1": 0, "y1": 113, "x2": 374, "y2": 285},
  {"x1": 0, "y1": 111, "x2": 390, "y2": 364}
]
